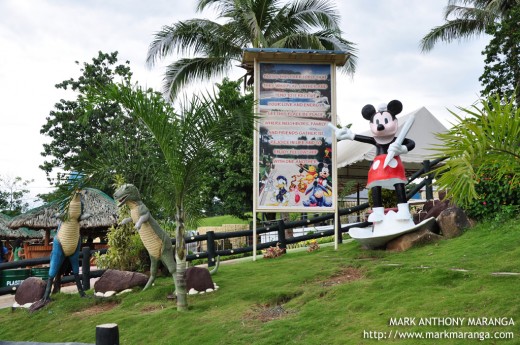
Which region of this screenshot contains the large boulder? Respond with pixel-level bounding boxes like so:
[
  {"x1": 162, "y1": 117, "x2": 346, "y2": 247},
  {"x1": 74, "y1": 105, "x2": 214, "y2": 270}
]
[
  {"x1": 437, "y1": 207, "x2": 472, "y2": 239},
  {"x1": 185, "y1": 267, "x2": 214, "y2": 293},
  {"x1": 15, "y1": 277, "x2": 46, "y2": 305},
  {"x1": 94, "y1": 269, "x2": 148, "y2": 293},
  {"x1": 386, "y1": 228, "x2": 443, "y2": 252}
]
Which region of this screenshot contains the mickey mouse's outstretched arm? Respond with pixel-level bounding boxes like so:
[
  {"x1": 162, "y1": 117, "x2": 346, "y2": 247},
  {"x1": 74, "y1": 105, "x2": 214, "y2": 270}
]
[
  {"x1": 327, "y1": 123, "x2": 375, "y2": 144},
  {"x1": 328, "y1": 123, "x2": 354, "y2": 140}
]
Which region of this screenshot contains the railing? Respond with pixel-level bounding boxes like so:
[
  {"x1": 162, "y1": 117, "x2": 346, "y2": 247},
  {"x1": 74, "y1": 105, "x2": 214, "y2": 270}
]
[
  {"x1": 0, "y1": 159, "x2": 443, "y2": 295},
  {"x1": 0, "y1": 247, "x2": 106, "y2": 296}
]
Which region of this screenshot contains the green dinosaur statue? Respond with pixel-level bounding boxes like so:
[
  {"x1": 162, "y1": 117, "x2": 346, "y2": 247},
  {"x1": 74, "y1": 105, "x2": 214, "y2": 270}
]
[{"x1": 113, "y1": 184, "x2": 177, "y2": 291}]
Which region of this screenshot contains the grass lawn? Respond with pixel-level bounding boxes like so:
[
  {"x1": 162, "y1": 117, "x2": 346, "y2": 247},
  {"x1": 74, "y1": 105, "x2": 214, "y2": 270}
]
[
  {"x1": 1, "y1": 217, "x2": 519, "y2": 344},
  {"x1": 198, "y1": 214, "x2": 250, "y2": 227}
]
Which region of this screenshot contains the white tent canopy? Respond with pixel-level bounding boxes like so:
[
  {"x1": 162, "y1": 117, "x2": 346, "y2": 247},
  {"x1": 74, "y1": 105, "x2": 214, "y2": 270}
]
[{"x1": 337, "y1": 106, "x2": 448, "y2": 168}]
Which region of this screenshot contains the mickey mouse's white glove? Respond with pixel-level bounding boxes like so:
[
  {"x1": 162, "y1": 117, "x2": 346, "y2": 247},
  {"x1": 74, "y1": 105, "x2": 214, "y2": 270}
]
[
  {"x1": 327, "y1": 123, "x2": 355, "y2": 141},
  {"x1": 388, "y1": 142, "x2": 408, "y2": 156}
]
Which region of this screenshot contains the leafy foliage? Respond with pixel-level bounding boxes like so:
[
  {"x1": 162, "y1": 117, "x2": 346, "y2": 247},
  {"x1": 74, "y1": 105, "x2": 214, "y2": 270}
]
[
  {"x1": 94, "y1": 176, "x2": 147, "y2": 271},
  {"x1": 463, "y1": 163, "x2": 520, "y2": 221},
  {"x1": 367, "y1": 188, "x2": 398, "y2": 209},
  {"x1": 147, "y1": 0, "x2": 357, "y2": 100},
  {"x1": 85, "y1": 79, "x2": 255, "y2": 310},
  {"x1": 39, "y1": 51, "x2": 167, "y2": 210},
  {"x1": 0, "y1": 176, "x2": 34, "y2": 216},
  {"x1": 201, "y1": 79, "x2": 254, "y2": 219},
  {"x1": 94, "y1": 222, "x2": 148, "y2": 272},
  {"x1": 479, "y1": 5, "x2": 520, "y2": 105},
  {"x1": 431, "y1": 95, "x2": 520, "y2": 215}
]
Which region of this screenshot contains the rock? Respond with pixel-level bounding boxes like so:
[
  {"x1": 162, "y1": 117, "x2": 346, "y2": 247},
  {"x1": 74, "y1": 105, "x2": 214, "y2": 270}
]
[
  {"x1": 386, "y1": 228, "x2": 443, "y2": 252},
  {"x1": 437, "y1": 207, "x2": 472, "y2": 239},
  {"x1": 94, "y1": 269, "x2": 148, "y2": 293},
  {"x1": 188, "y1": 288, "x2": 199, "y2": 295},
  {"x1": 413, "y1": 211, "x2": 428, "y2": 225},
  {"x1": 424, "y1": 199, "x2": 452, "y2": 219},
  {"x1": 185, "y1": 267, "x2": 215, "y2": 293},
  {"x1": 15, "y1": 277, "x2": 46, "y2": 305}
]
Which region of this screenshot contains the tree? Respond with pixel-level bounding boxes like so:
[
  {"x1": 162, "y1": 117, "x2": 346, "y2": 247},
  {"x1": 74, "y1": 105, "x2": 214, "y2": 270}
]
[
  {"x1": 40, "y1": 51, "x2": 168, "y2": 209},
  {"x1": 0, "y1": 176, "x2": 34, "y2": 216},
  {"x1": 420, "y1": 0, "x2": 519, "y2": 52},
  {"x1": 147, "y1": 0, "x2": 357, "y2": 100},
  {"x1": 479, "y1": 5, "x2": 520, "y2": 105},
  {"x1": 431, "y1": 95, "x2": 520, "y2": 218},
  {"x1": 201, "y1": 79, "x2": 255, "y2": 219},
  {"x1": 86, "y1": 81, "x2": 254, "y2": 311}
]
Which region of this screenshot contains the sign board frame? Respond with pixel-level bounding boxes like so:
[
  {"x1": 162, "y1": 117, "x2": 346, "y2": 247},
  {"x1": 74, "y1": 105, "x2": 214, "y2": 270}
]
[{"x1": 243, "y1": 48, "x2": 348, "y2": 259}]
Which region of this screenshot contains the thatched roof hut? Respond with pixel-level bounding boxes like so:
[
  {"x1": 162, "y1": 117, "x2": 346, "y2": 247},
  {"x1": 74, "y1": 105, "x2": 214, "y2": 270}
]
[
  {"x1": 0, "y1": 213, "x2": 44, "y2": 240},
  {"x1": 7, "y1": 188, "x2": 118, "y2": 240}
]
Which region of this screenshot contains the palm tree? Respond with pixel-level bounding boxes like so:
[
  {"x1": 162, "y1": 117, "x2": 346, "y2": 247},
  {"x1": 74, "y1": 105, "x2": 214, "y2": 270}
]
[
  {"x1": 92, "y1": 83, "x2": 253, "y2": 311},
  {"x1": 147, "y1": 0, "x2": 357, "y2": 101},
  {"x1": 420, "y1": 0, "x2": 519, "y2": 52}
]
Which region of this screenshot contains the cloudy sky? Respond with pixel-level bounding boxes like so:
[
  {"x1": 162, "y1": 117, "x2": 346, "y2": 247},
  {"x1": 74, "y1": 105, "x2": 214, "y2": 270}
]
[{"x1": 0, "y1": 0, "x2": 489, "y2": 207}]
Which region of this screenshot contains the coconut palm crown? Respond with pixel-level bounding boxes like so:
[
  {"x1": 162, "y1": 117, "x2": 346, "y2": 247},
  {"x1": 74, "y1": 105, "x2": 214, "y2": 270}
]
[
  {"x1": 420, "y1": 0, "x2": 520, "y2": 52},
  {"x1": 147, "y1": 0, "x2": 358, "y2": 101}
]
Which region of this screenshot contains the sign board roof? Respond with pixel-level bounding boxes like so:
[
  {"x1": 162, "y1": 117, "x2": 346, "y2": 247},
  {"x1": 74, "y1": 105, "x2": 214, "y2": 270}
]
[{"x1": 242, "y1": 48, "x2": 349, "y2": 67}]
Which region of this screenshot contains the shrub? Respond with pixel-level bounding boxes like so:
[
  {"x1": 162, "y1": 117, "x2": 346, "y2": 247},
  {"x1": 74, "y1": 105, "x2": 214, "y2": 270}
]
[
  {"x1": 431, "y1": 95, "x2": 520, "y2": 220},
  {"x1": 94, "y1": 218, "x2": 148, "y2": 272},
  {"x1": 306, "y1": 239, "x2": 320, "y2": 252},
  {"x1": 368, "y1": 188, "x2": 398, "y2": 208},
  {"x1": 463, "y1": 163, "x2": 520, "y2": 221},
  {"x1": 263, "y1": 243, "x2": 285, "y2": 259}
]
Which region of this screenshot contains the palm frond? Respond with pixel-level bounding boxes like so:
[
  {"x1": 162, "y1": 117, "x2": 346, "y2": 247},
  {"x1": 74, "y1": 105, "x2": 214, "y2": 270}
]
[
  {"x1": 421, "y1": 0, "x2": 515, "y2": 52},
  {"x1": 163, "y1": 56, "x2": 233, "y2": 102},
  {"x1": 287, "y1": 0, "x2": 341, "y2": 32},
  {"x1": 430, "y1": 95, "x2": 520, "y2": 206},
  {"x1": 420, "y1": 18, "x2": 490, "y2": 52},
  {"x1": 152, "y1": 0, "x2": 357, "y2": 98},
  {"x1": 147, "y1": 19, "x2": 233, "y2": 67}
]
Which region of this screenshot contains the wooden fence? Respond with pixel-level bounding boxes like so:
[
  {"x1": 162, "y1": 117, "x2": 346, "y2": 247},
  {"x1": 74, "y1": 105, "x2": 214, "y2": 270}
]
[{"x1": 0, "y1": 158, "x2": 443, "y2": 293}]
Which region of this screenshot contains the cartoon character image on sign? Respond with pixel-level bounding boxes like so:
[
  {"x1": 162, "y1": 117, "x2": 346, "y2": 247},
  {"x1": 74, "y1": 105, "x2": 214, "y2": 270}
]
[
  {"x1": 329, "y1": 100, "x2": 427, "y2": 248},
  {"x1": 303, "y1": 163, "x2": 333, "y2": 208},
  {"x1": 317, "y1": 162, "x2": 332, "y2": 197},
  {"x1": 271, "y1": 175, "x2": 289, "y2": 205}
]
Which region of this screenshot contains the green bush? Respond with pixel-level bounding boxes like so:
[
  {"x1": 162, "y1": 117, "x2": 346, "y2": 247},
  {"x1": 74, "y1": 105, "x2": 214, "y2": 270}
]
[
  {"x1": 94, "y1": 206, "x2": 148, "y2": 272},
  {"x1": 464, "y1": 163, "x2": 520, "y2": 221},
  {"x1": 432, "y1": 95, "x2": 520, "y2": 209},
  {"x1": 368, "y1": 188, "x2": 398, "y2": 208}
]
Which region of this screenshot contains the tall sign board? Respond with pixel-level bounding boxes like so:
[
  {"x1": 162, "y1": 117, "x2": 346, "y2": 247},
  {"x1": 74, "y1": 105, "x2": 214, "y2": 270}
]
[{"x1": 242, "y1": 48, "x2": 348, "y2": 259}]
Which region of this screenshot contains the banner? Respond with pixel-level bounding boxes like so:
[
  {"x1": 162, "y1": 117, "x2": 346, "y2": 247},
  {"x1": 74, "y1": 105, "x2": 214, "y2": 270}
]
[{"x1": 257, "y1": 63, "x2": 334, "y2": 211}]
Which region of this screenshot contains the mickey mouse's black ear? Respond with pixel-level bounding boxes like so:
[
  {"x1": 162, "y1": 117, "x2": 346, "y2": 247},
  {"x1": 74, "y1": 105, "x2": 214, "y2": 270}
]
[
  {"x1": 323, "y1": 157, "x2": 331, "y2": 166},
  {"x1": 361, "y1": 104, "x2": 376, "y2": 120},
  {"x1": 387, "y1": 100, "x2": 403, "y2": 116}
]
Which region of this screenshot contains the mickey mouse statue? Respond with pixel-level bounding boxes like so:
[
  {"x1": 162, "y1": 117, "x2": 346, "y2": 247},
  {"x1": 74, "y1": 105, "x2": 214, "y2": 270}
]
[{"x1": 329, "y1": 100, "x2": 421, "y2": 248}]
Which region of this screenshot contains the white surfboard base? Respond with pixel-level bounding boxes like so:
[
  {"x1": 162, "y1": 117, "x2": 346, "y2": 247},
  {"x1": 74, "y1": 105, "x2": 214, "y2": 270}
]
[{"x1": 349, "y1": 211, "x2": 436, "y2": 249}]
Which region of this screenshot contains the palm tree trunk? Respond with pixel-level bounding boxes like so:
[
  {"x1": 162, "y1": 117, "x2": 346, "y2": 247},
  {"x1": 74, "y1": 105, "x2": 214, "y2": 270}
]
[{"x1": 175, "y1": 204, "x2": 188, "y2": 311}]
